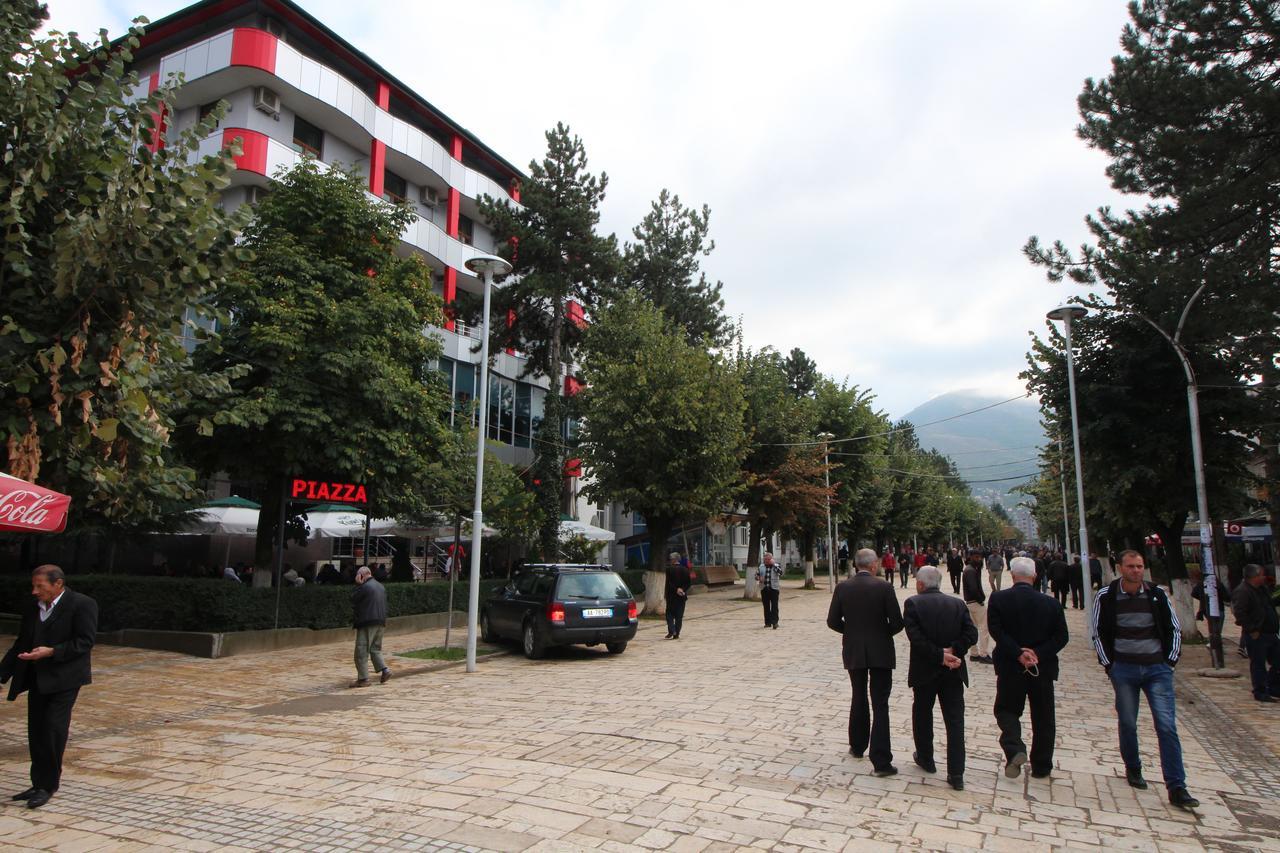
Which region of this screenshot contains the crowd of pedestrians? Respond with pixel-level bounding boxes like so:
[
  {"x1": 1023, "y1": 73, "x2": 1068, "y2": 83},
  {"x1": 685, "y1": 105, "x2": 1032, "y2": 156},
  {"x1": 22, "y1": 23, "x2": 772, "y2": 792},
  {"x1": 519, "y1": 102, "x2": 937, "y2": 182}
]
[{"x1": 818, "y1": 546, "x2": 1203, "y2": 809}]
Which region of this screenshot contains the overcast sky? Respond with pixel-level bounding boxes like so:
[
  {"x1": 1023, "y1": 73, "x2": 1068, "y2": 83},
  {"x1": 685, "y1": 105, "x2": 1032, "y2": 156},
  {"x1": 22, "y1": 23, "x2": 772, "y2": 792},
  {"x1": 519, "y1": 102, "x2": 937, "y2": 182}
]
[{"x1": 49, "y1": 0, "x2": 1133, "y2": 418}]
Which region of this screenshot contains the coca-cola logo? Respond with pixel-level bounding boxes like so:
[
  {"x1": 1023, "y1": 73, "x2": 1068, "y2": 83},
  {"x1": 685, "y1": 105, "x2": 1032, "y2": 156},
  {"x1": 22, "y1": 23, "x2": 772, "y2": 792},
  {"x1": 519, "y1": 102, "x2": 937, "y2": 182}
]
[{"x1": 0, "y1": 491, "x2": 58, "y2": 528}]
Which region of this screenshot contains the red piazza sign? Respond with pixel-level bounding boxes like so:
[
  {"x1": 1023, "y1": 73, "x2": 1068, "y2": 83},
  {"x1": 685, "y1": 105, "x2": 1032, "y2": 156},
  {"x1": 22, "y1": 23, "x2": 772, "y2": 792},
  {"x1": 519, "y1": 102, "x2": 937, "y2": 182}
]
[{"x1": 291, "y1": 479, "x2": 368, "y2": 504}]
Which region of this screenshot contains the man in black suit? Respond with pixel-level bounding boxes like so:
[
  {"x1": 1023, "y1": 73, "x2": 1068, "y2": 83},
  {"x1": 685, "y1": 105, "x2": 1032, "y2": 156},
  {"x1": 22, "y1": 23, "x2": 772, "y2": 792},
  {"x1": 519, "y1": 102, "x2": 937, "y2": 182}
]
[
  {"x1": 986, "y1": 556, "x2": 1068, "y2": 779},
  {"x1": 0, "y1": 565, "x2": 98, "y2": 809},
  {"x1": 904, "y1": 566, "x2": 978, "y2": 790},
  {"x1": 827, "y1": 547, "x2": 904, "y2": 776}
]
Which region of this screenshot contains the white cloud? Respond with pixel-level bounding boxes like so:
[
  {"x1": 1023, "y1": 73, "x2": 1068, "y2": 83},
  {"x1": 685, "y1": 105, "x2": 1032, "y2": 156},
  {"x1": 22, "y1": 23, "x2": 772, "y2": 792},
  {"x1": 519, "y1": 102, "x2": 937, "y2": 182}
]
[{"x1": 46, "y1": 0, "x2": 1135, "y2": 419}]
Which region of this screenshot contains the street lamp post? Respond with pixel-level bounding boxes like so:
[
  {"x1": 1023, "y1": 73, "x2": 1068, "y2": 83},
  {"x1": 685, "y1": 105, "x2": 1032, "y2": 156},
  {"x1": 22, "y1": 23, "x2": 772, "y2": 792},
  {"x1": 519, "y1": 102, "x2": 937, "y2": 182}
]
[
  {"x1": 1046, "y1": 305, "x2": 1092, "y2": 629},
  {"x1": 1106, "y1": 285, "x2": 1224, "y2": 669},
  {"x1": 463, "y1": 253, "x2": 513, "y2": 673},
  {"x1": 818, "y1": 432, "x2": 835, "y2": 590},
  {"x1": 1057, "y1": 436, "x2": 1073, "y2": 561}
]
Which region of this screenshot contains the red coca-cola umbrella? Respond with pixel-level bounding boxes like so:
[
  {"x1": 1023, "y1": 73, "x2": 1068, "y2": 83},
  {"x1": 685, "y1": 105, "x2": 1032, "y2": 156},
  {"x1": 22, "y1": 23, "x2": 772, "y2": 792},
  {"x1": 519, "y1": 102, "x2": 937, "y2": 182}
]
[{"x1": 0, "y1": 473, "x2": 72, "y2": 534}]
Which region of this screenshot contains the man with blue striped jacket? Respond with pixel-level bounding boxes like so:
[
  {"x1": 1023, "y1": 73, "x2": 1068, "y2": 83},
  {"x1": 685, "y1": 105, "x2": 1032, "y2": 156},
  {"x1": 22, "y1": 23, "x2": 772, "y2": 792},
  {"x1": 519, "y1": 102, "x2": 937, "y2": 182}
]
[{"x1": 1093, "y1": 549, "x2": 1198, "y2": 811}]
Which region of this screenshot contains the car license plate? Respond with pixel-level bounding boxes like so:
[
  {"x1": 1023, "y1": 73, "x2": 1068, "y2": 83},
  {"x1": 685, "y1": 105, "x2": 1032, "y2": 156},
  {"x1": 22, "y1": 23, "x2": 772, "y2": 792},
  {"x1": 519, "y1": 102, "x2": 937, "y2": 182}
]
[{"x1": 582, "y1": 608, "x2": 612, "y2": 618}]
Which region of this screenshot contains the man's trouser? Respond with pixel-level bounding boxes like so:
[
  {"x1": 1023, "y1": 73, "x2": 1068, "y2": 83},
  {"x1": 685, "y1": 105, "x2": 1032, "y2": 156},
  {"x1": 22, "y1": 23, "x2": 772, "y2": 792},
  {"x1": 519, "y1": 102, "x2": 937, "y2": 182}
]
[
  {"x1": 666, "y1": 595, "x2": 687, "y2": 637},
  {"x1": 912, "y1": 677, "x2": 965, "y2": 777},
  {"x1": 28, "y1": 685, "x2": 79, "y2": 793},
  {"x1": 965, "y1": 601, "x2": 989, "y2": 656},
  {"x1": 848, "y1": 667, "x2": 893, "y2": 771},
  {"x1": 988, "y1": 570, "x2": 1003, "y2": 591},
  {"x1": 355, "y1": 625, "x2": 386, "y2": 681},
  {"x1": 994, "y1": 670, "x2": 1056, "y2": 775},
  {"x1": 1109, "y1": 661, "x2": 1186, "y2": 790},
  {"x1": 761, "y1": 587, "x2": 779, "y2": 626},
  {"x1": 1244, "y1": 632, "x2": 1280, "y2": 700}
]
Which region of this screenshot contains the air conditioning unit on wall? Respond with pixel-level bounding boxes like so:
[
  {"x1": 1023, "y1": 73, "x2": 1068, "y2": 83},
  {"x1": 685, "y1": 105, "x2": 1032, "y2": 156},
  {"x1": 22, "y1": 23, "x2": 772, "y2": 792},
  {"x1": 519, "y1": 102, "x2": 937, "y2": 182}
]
[
  {"x1": 420, "y1": 186, "x2": 441, "y2": 207},
  {"x1": 253, "y1": 86, "x2": 280, "y2": 118}
]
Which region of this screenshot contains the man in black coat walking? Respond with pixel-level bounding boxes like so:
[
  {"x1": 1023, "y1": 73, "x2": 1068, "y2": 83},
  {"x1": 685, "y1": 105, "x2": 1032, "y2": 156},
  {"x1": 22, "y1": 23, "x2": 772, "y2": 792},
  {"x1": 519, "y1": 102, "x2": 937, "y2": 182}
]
[
  {"x1": 986, "y1": 556, "x2": 1068, "y2": 779},
  {"x1": 827, "y1": 548, "x2": 904, "y2": 776},
  {"x1": 904, "y1": 566, "x2": 978, "y2": 790},
  {"x1": 0, "y1": 565, "x2": 98, "y2": 810}
]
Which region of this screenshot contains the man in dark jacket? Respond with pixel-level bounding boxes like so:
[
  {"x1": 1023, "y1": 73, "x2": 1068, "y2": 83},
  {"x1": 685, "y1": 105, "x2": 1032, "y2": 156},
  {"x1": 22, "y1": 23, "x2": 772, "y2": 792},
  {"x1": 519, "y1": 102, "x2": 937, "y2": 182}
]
[
  {"x1": 350, "y1": 566, "x2": 390, "y2": 687},
  {"x1": 945, "y1": 549, "x2": 963, "y2": 594},
  {"x1": 1231, "y1": 563, "x2": 1280, "y2": 703},
  {"x1": 1048, "y1": 554, "x2": 1070, "y2": 608},
  {"x1": 0, "y1": 565, "x2": 98, "y2": 809},
  {"x1": 1093, "y1": 550, "x2": 1198, "y2": 810},
  {"x1": 986, "y1": 557, "x2": 1068, "y2": 780},
  {"x1": 827, "y1": 548, "x2": 904, "y2": 776},
  {"x1": 962, "y1": 552, "x2": 991, "y2": 664},
  {"x1": 664, "y1": 552, "x2": 693, "y2": 639},
  {"x1": 904, "y1": 566, "x2": 978, "y2": 790}
]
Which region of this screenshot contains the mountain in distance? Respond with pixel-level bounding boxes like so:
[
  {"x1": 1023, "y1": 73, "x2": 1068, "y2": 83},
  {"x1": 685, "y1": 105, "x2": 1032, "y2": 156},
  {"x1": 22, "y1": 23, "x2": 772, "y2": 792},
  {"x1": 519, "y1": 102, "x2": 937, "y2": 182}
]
[{"x1": 899, "y1": 390, "x2": 1046, "y2": 501}]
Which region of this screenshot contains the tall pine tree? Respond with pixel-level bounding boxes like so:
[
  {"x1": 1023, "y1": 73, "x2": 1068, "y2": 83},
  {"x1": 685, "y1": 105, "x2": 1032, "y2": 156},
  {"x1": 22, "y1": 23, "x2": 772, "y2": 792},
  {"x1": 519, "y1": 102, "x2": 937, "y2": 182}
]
[{"x1": 479, "y1": 124, "x2": 620, "y2": 559}]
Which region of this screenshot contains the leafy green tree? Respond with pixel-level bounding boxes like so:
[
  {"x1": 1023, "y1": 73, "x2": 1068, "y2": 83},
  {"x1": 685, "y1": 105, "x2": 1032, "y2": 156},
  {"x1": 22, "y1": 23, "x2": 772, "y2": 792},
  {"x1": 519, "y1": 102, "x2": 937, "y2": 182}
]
[
  {"x1": 813, "y1": 380, "x2": 888, "y2": 548},
  {"x1": 182, "y1": 160, "x2": 453, "y2": 571},
  {"x1": 621, "y1": 189, "x2": 731, "y2": 348},
  {"x1": 783, "y1": 348, "x2": 820, "y2": 399},
  {"x1": 0, "y1": 6, "x2": 246, "y2": 533},
  {"x1": 733, "y1": 346, "x2": 814, "y2": 594},
  {"x1": 479, "y1": 123, "x2": 620, "y2": 559},
  {"x1": 577, "y1": 291, "x2": 746, "y2": 612}
]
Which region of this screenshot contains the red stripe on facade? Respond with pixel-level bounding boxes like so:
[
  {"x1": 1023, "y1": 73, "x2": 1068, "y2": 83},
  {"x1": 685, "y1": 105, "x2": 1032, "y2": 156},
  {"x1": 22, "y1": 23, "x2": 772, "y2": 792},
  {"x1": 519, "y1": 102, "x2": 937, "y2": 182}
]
[
  {"x1": 443, "y1": 269, "x2": 457, "y2": 330},
  {"x1": 376, "y1": 81, "x2": 391, "y2": 110},
  {"x1": 369, "y1": 140, "x2": 385, "y2": 197},
  {"x1": 145, "y1": 73, "x2": 166, "y2": 153},
  {"x1": 229, "y1": 27, "x2": 278, "y2": 71},
  {"x1": 450, "y1": 134, "x2": 463, "y2": 161},
  {"x1": 220, "y1": 128, "x2": 270, "y2": 174}
]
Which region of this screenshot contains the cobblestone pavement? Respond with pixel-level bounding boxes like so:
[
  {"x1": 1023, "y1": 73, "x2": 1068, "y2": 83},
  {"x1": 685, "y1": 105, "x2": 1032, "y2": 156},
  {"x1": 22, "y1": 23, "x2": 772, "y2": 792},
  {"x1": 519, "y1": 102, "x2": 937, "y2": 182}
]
[{"x1": 1, "y1": 578, "x2": 1278, "y2": 851}]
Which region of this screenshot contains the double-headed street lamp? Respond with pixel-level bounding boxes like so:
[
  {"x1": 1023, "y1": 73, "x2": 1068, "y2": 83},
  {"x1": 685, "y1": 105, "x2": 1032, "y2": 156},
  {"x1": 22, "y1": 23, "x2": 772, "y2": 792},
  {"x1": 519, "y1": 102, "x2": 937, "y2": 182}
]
[
  {"x1": 463, "y1": 253, "x2": 513, "y2": 673},
  {"x1": 817, "y1": 432, "x2": 836, "y2": 589},
  {"x1": 1104, "y1": 285, "x2": 1225, "y2": 669},
  {"x1": 1045, "y1": 305, "x2": 1093, "y2": 629}
]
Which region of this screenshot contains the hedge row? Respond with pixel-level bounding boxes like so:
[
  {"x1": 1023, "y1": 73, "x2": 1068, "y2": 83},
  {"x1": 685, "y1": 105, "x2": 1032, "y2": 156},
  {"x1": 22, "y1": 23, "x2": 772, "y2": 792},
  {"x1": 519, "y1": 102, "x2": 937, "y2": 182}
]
[{"x1": 0, "y1": 569, "x2": 647, "y2": 633}]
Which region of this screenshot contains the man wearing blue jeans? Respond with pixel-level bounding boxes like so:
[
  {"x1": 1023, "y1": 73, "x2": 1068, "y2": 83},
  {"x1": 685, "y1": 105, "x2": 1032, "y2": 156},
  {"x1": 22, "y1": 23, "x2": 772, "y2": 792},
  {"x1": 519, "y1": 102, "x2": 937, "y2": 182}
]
[{"x1": 1093, "y1": 550, "x2": 1198, "y2": 810}]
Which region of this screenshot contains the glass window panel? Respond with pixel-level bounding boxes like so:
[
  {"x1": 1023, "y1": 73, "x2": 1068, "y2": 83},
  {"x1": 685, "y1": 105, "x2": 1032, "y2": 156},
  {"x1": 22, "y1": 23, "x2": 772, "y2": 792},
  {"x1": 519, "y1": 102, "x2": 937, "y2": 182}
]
[
  {"x1": 515, "y1": 383, "x2": 531, "y2": 448},
  {"x1": 499, "y1": 377, "x2": 514, "y2": 444},
  {"x1": 454, "y1": 361, "x2": 476, "y2": 426},
  {"x1": 530, "y1": 386, "x2": 545, "y2": 441}
]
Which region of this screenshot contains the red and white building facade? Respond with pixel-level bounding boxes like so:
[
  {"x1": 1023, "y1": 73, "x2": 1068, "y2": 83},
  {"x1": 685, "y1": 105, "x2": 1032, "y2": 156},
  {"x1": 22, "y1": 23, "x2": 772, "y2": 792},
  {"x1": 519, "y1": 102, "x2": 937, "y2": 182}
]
[{"x1": 128, "y1": 0, "x2": 582, "y2": 479}]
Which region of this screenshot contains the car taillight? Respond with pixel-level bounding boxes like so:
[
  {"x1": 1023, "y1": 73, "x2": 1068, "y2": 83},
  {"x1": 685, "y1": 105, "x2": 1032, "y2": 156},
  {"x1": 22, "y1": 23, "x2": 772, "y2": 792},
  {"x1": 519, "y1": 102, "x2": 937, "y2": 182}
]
[
  {"x1": 548, "y1": 603, "x2": 566, "y2": 624},
  {"x1": 627, "y1": 600, "x2": 637, "y2": 620}
]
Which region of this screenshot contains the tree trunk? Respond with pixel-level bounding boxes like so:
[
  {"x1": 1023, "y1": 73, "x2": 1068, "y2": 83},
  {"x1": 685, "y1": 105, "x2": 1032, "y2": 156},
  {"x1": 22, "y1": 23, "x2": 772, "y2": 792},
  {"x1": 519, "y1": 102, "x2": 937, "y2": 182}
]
[
  {"x1": 802, "y1": 530, "x2": 816, "y2": 589},
  {"x1": 1156, "y1": 517, "x2": 1198, "y2": 641},
  {"x1": 254, "y1": 485, "x2": 282, "y2": 579},
  {"x1": 744, "y1": 517, "x2": 763, "y2": 599},
  {"x1": 643, "y1": 516, "x2": 674, "y2": 616}
]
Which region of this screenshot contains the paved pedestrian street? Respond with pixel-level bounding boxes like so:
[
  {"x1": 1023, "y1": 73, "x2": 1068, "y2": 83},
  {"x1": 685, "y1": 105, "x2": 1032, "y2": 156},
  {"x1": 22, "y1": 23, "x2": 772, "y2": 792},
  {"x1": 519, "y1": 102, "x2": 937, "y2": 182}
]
[{"x1": 1, "y1": 580, "x2": 1278, "y2": 852}]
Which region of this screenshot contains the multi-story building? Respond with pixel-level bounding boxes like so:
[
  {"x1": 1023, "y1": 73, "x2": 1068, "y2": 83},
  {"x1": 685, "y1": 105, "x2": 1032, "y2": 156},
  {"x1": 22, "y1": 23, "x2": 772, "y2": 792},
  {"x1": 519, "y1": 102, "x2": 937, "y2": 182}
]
[{"x1": 128, "y1": 0, "x2": 601, "y2": 567}]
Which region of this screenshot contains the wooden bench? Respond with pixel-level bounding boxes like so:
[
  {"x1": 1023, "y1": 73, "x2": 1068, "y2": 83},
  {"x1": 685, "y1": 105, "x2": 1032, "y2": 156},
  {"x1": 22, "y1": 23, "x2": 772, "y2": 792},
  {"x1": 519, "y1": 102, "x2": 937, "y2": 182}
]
[{"x1": 695, "y1": 565, "x2": 740, "y2": 587}]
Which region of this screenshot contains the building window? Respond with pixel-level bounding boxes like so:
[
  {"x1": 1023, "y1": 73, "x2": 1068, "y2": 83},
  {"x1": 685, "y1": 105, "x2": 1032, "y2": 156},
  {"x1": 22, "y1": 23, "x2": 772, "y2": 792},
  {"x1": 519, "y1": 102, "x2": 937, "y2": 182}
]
[
  {"x1": 457, "y1": 214, "x2": 474, "y2": 246},
  {"x1": 198, "y1": 100, "x2": 222, "y2": 127},
  {"x1": 487, "y1": 374, "x2": 515, "y2": 444},
  {"x1": 515, "y1": 383, "x2": 532, "y2": 448},
  {"x1": 291, "y1": 115, "x2": 323, "y2": 158},
  {"x1": 384, "y1": 170, "x2": 407, "y2": 204},
  {"x1": 453, "y1": 360, "x2": 476, "y2": 426}
]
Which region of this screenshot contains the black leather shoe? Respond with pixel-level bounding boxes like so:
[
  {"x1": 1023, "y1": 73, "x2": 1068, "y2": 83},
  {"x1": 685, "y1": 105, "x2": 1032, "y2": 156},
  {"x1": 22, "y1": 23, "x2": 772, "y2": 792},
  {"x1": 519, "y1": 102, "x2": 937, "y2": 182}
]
[
  {"x1": 1125, "y1": 767, "x2": 1148, "y2": 789},
  {"x1": 849, "y1": 748, "x2": 864, "y2": 758},
  {"x1": 26, "y1": 789, "x2": 50, "y2": 809},
  {"x1": 872, "y1": 765, "x2": 898, "y2": 777},
  {"x1": 913, "y1": 752, "x2": 937, "y2": 774},
  {"x1": 1031, "y1": 767, "x2": 1052, "y2": 779},
  {"x1": 1005, "y1": 751, "x2": 1027, "y2": 778},
  {"x1": 1169, "y1": 788, "x2": 1199, "y2": 810},
  {"x1": 1255, "y1": 694, "x2": 1276, "y2": 703},
  {"x1": 11, "y1": 786, "x2": 37, "y2": 801},
  {"x1": 947, "y1": 775, "x2": 964, "y2": 791}
]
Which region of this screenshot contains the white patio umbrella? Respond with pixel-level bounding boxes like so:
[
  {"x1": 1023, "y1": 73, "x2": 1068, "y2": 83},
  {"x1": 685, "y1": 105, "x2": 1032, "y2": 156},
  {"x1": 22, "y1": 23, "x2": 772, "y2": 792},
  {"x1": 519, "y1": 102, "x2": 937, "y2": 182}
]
[
  {"x1": 178, "y1": 496, "x2": 261, "y2": 568},
  {"x1": 181, "y1": 495, "x2": 261, "y2": 536},
  {"x1": 559, "y1": 517, "x2": 616, "y2": 542},
  {"x1": 303, "y1": 504, "x2": 397, "y2": 538}
]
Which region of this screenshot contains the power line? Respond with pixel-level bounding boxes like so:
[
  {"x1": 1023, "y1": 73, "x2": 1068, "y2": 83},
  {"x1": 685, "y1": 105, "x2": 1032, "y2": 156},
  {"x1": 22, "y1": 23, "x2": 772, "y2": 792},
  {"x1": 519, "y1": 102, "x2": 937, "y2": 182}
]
[{"x1": 755, "y1": 392, "x2": 1033, "y2": 448}]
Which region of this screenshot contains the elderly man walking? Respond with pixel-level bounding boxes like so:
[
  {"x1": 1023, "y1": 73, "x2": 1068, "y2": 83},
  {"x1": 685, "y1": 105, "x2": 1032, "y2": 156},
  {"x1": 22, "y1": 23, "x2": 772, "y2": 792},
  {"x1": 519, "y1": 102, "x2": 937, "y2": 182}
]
[
  {"x1": 904, "y1": 566, "x2": 978, "y2": 790},
  {"x1": 757, "y1": 552, "x2": 784, "y2": 629},
  {"x1": 1232, "y1": 563, "x2": 1280, "y2": 703},
  {"x1": 987, "y1": 556, "x2": 1068, "y2": 779},
  {"x1": 827, "y1": 548, "x2": 904, "y2": 776},
  {"x1": 350, "y1": 566, "x2": 390, "y2": 688}
]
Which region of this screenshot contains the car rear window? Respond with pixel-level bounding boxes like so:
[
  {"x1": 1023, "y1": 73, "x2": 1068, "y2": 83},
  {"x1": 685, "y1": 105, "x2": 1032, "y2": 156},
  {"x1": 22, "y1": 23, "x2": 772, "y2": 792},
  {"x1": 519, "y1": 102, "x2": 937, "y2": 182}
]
[{"x1": 557, "y1": 572, "x2": 630, "y2": 600}]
